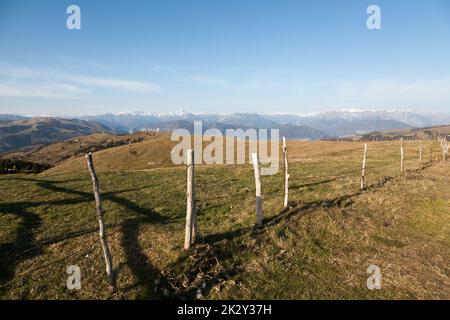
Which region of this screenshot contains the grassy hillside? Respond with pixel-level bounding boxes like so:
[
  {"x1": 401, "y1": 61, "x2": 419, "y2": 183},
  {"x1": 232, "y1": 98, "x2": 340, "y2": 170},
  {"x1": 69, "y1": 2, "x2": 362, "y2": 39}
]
[
  {"x1": 362, "y1": 125, "x2": 450, "y2": 141},
  {"x1": 42, "y1": 133, "x2": 174, "y2": 174},
  {"x1": 0, "y1": 117, "x2": 114, "y2": 153},
  {"x1": 3, "y1": 132, "x2": 160, "y2": 166},
  {"x1": 1, "y1": 139, "x2": 449, "y2": 299},
  {"x1": 44, "y1": 136, "x2": 370, "y2": 175}
]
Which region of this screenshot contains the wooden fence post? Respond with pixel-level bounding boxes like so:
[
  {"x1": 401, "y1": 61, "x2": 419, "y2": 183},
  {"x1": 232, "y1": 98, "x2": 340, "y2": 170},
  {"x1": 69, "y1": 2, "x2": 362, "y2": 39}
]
[
  {"x1": 84, "y1": 152, "x2": 114, "y2": 287},
  {"x1": 361, "y1": 143, "x2": 367, "y2": 190},
  {"x1": 283, "y1": 137, "x2": 289, "y2": 208},
  {"x1": 252, "y1": 153, "x2": 263, "y2": 227},
  {"x1": 430, "y1": 142, "x2": 433, "y2": 163},
  {"x1": 184, "y1": 149, "x2": 197, "y2": 250},
  {"x1": 440, "y1": 136, "x2": 449, "y2": 162},
  {"x1": 419, "y1": 142, "x2": 423, "y2": 167},
  {"x1": 400, "y1": 138, "x2": 404, "y2": 173},
  {"x1": 190, "y1": 151, "x2": 198, "y2": 246},
  {"x1": 446, "y1": 141, "x2": 449, "y2": 162}
]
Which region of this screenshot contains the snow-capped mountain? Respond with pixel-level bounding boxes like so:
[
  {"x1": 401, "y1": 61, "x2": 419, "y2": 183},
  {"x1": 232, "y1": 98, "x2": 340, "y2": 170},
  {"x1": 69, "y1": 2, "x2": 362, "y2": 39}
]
[
  {"x1": 259, "y1": 110, "x2": 450, "y2": 135},
  {"x1": 72, "y1": 109, "x2": 450, "y2": 137},
  {"x1": 3, "y1": 109, "x2": 450, "y2": 137}
]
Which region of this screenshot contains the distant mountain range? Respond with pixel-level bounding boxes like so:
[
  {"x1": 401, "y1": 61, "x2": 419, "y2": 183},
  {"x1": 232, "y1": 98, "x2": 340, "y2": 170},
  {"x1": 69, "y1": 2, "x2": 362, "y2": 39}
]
[
  {"x1": 1, "y1": 109, "x2": 450, "y2": 154},
  {"x1": 76, "y1": 109, "x2": 450, "y2": 136},
  {"x1": 77, "y1": 112, "x2": 333, "y2": 140}
]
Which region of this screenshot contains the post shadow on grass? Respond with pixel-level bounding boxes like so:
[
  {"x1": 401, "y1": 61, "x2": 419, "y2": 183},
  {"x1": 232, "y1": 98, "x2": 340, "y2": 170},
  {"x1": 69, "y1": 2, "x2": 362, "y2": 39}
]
[
  {"x1": 2, "y1": 176, "x2": 174, "y2": 295},
  {"x1": 115, "y1": 160, "x2": 445, "y2": 298},
  {"x1": 3, "y1": 177, "x2": 171, "y2": 247},
  {"x1": 290, "y1": 178, "x2": 338, "y2": 190},
  {"x1": 10, "y1": 176, "x2": 86, "y2": 186},
  {"x1": 103, "y1": 187, "x2": 179, "y2": 297},
  {"x1": 118, "y1": 217, "x2": 165, "y2": 298},
  {"x1": 23, "y1": 177, "x2": 173, "y2": 225},
  {"x1": 0, "y1": 195, "x2": 97, "y2": 283},
  {"x1": 199, "y1": 190, "x2": 361, "y2": 248},
  {"x1": 0, "y1": 205, "x2": 43, "y2": 285},
  {"x1": 3, "y1": 161, "x2": 434, "y2": 296},
  {"x1": 266, "y1": 174, "x2": 399, "y2": 228},
  {"x1": 151, "y1": 187, "x2": 366, "y2": 299},
  {"x1": 29, "y1": 177, "x2": 173, "y2": 295}
]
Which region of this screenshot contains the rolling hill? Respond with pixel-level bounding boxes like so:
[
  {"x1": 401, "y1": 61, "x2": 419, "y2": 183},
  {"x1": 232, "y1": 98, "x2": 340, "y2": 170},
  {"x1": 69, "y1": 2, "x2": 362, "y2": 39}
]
[
  {"x1": 42, "y1": 132, "x2": 174, "y2": 174},
  {"x1": 2, "y1": 131, "x2": 160, "y2": 166},
  {"x1": 42, "y1": 135, "x2": 377, "y2": 175},
  {"x1": 0, "y1": 117, "x2": 114, "y2": 153},
  {"x1": 361, "y1": 125, "x2": 450, "y2": 141}
]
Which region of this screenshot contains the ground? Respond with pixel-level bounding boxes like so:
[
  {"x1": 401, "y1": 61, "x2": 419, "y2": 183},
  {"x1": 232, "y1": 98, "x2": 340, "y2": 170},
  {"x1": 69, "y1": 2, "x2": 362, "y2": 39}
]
[{"x1": 0, "y1": 140, "x2": 449, "y2": 299}]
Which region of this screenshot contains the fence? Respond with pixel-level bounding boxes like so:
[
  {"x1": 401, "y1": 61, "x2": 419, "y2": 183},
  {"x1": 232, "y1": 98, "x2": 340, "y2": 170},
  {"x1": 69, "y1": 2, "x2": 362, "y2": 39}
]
[
  {"x1": 2, "y1": 137, "x2": 447, "y2": 293},
  {"x1": 182, "y1": 137, "x2": 445, "y2": 249}
]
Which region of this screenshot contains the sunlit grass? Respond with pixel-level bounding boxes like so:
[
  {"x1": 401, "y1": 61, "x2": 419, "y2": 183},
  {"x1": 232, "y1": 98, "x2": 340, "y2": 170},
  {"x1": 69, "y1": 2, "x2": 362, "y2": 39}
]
[{"x1": 1, "y1": 140, "x2": 449, "y2": 299}]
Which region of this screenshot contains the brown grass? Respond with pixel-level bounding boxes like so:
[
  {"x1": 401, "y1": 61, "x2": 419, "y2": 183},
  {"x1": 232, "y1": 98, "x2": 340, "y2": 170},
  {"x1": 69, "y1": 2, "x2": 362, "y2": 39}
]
[
  {"x1": 3, "y1": 132, "x2": 161, "y2": 166},
  {"x1": 1, "y1": 138, "x2": 449, "y2": 299}
]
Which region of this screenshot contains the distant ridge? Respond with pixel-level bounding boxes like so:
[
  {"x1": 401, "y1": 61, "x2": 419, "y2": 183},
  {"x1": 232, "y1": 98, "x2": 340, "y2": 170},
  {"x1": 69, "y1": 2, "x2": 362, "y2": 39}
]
[
  {"x1": 0, "y1": 116, "x2": 114, "y2": 153},
  {"x1": 74, "y1": 110, "x2": 450, "y2": 136},
  {"x1": 2, "y1": 110, "x2": 450, "y2": 151},
  {"x1": 361, "y1": 124, "x2": 450, "y2": 141}
]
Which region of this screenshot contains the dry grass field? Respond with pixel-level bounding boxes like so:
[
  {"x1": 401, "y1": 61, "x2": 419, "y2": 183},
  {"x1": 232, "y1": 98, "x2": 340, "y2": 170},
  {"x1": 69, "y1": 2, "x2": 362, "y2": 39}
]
[
  {"x1": 1, "y1": 137, "x2": 449, "y2": 299},
  {"x1": 2, "y1": 132, "x2": 160, "y2": 166},
  {"x1": 364, "y1": 125, "x2": 450, "y2": 141}
]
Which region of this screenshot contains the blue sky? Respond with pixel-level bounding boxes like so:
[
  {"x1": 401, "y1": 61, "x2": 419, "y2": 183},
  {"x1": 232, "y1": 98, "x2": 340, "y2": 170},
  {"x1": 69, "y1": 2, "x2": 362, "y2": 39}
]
[{"x1": 0, "y1": 0, "x2": 450, "y2": 115}]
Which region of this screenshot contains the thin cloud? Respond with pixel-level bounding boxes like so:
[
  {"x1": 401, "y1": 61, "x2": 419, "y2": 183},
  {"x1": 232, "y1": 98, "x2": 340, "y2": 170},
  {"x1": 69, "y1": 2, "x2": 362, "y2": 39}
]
[
  {"x1": 0, "y1": 63, "x2": 161, "y2": 95},
  {"x1": 71, "y1": 76, "x2": 160, "y2": 93},
  {"x1": 0, "y1": 83, "x2": 88, "y2": 99}
]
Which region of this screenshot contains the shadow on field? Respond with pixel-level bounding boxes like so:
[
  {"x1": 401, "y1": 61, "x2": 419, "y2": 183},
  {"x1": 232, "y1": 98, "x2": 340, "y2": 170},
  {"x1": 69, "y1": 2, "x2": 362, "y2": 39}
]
[
  {"x1": 1, "y1": 177, "x2": 170, "y2": 296},
  {"x1": 1, "y1": 160, "x2": 436, "y2": 297},
  {"x1": 290, "y1": 178, "x2": 337, "y2": 190},
  {"x1": 160, "y1": 190, "x2": 366, "y2": 299},
  {"x1": 119, "y1": 218, "x2": 163, "y2": 298},
  {"x1": 0, "y1": 204, "x2": 43, "y2": 285},
  {"x1": 166, "y1": 173, "x2": 405, "y2": 298}
]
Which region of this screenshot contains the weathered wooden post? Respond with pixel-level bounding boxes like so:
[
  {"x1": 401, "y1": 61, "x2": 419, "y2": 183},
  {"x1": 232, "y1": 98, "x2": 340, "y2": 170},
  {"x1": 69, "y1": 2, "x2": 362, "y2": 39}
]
[
  {"x1": 430, "y1": 142, "x2": 433, "y2": 163},
  {"x1": 419, "y1": 142, "x2": 423, "y2": 167},
  {"x1": 282, "y1": 137, "x2": 289, "y2": 208},
  {"x1": 184, "y1": 149, "x2": 197, "y2": 250},
  {"x1": 445, "y1": 140, "x2": 448, "y2": 162},
  {"x1": 252, "y1": 153, "x2": 263, "y2": 227},
  {"x1": 400, "y1": 138, "x2": 404, "y2": 173},
  {"x1": 361, "y1": 143, "x2": 367, "y2": 190},
  {"x1": 84, "y1": 152, "x2": 114, "y2": 287},
  {"x1": 441, "y1": 137, "x2": 449, "y2": 162}
]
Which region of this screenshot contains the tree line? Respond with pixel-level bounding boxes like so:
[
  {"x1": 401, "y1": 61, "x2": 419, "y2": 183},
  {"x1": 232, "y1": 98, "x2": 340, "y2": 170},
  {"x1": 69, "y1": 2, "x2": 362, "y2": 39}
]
[{"x1": 0, "y1": 159, "x2": 53, "y2": 174}]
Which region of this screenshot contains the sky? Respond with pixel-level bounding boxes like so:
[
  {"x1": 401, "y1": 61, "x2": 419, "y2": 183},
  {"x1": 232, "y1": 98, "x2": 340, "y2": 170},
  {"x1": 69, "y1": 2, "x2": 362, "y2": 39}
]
[{"x1": 0, "y1": 0, "x2": 450, "y2": 116}]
